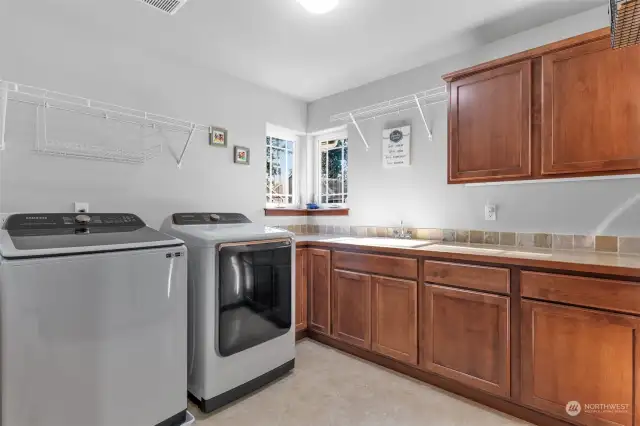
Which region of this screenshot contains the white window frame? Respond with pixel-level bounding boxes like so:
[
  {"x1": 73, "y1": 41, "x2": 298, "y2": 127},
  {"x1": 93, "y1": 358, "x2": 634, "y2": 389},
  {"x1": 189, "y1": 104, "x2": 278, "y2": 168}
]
[
  {"x1": 315, "y1": 131, "x2": 349, "y2": 208},
  {"x1": 266, "y1": 127, "x2": 299, "y2": 208}
]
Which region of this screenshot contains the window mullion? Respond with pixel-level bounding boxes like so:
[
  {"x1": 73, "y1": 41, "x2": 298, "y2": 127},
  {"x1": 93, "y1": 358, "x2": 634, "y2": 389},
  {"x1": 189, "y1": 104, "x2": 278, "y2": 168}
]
[
  {"x1": 285, "y1": 147, "x2": 290, "y2": 205},
  {"x1": 269, "y1": 142, "x2": 274, "y2": 205},
  {"x1": 341, "y1": 145, "x2": 345, "y2": 204}
]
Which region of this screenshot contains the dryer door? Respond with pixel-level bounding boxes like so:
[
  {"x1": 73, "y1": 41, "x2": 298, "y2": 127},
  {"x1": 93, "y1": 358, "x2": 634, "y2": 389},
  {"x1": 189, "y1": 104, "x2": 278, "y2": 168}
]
[{"x1": 217, "y1": 239, "x2": 292, "y2": 357}]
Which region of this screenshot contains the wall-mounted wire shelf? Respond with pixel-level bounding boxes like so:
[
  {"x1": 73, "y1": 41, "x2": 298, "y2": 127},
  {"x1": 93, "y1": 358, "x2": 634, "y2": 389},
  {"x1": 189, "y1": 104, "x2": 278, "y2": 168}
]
[
  {"x1": 611, "y1": 0, "x2": 640, "y2": 49},
  {"x1": 0, "y1": 79, "x2": 210, "y2": 167},
  {"x1": 330, "y1": 86, "x2": 448, "y2": 149}
]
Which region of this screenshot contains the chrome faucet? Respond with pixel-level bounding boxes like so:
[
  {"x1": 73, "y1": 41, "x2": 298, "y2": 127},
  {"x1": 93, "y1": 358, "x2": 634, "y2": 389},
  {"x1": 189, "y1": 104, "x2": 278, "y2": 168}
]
[{"x1": 393, "y1": 220, "x2": 412, "y2": 239}]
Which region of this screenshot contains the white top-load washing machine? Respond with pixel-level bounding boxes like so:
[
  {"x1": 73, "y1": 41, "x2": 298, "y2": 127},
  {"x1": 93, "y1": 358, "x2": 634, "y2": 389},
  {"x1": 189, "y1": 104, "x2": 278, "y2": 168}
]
[
  {"x1": 161, "y1": 213, "x2": 295, "y2": 413},
  {"x1": 0, "y1": 213, "x2": 190, "y2": 426}
]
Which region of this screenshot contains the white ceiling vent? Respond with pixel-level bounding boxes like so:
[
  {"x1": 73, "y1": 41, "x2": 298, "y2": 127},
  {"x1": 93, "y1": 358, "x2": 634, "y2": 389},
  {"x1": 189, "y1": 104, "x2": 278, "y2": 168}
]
[{"x1": 136, "y1": 0, "x2": 189, "y2": 15}]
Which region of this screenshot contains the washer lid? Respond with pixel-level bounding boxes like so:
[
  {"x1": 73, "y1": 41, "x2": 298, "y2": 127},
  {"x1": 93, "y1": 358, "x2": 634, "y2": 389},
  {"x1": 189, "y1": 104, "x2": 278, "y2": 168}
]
[{"x1": 0, "y1": 213, "x2": 183, "y2": 258}]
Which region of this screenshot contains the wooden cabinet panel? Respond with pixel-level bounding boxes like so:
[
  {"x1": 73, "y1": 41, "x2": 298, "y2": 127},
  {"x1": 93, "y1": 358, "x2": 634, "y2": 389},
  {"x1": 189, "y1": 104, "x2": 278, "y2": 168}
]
[
  {"x1": 332, "y1": 269, "x2": 372, "y2": 349},
  {"x1": 449, "y1": 60, "x2": 532, "y2": 183},
  {"x1": 422, "y1": 285, "x2": 510, "y2": 397},
  {"x1": 521, "y1": 270, "x2": 640, "y2": 316},
  {"x1": 542, "y1": 38, "x2": 640, "y2": 175},
  {"x1": 309, "y1": 249, "x2": 331, "y2": 335},
  {"x1": 371, "y1": 276, "x2": 418, "y2": 365},
  {"x1": 522, "y1": 300, "x2": 640, "y2": 426},
  {"x1": 295, "y1": 248, "x2": 308, "y2": 332},
  {"x1": 423, "y1": 260, "x2": 510, "y2": 294},
  {"x1": 333, "y1": 251, "x2": 417, "y2": 280}
]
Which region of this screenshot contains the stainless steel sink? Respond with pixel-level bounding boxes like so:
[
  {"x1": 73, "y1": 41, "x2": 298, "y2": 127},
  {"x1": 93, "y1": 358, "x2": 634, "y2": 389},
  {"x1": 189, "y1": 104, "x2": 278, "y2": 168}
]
[
  {"x1": 431, "y1": 245, "x2": 504, "y2": 254},
  {"x1": 328, "y1": 237, "x2": 432, "y2": 248}
]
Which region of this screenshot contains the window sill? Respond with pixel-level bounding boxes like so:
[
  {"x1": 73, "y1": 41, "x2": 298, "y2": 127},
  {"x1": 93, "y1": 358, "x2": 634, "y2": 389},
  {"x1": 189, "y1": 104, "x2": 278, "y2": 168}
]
[{"x1": 264, "y1": 208, "x2": 350, "y2": 217}]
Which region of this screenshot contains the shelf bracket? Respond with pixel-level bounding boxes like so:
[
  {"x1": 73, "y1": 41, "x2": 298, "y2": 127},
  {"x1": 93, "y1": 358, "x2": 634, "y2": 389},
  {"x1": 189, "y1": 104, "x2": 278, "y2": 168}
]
[
  {"x1": 414, "y1": 95, "x2": 432, "y2": 141},
  {"x1": 0, "y1": 81, "x2": 8, "y2": 151},
  {"x1": 349, "y1": 112, "x2": 369, "y2": 151},
  {"x1": 177, "y1": 123, "x2": 196, "y2": 169}
]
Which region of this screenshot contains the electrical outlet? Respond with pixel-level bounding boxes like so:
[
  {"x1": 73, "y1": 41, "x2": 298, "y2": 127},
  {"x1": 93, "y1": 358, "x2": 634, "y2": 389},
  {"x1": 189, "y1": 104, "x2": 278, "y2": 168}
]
[
  {"x1": 74, "y1": 202, "x2": 89, "y2": 213},
  {"x1": 485, "y1": 204, "x2": 497, "y2": 221}
]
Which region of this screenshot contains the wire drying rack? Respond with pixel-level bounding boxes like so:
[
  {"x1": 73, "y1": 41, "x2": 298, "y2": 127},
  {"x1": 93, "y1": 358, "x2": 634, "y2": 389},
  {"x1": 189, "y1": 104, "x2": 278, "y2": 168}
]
[
  {"x1": 330, "y1": 86, "x2": 448, "y2": 149},
  {"x1": 610, "y1": 0, "x2": 640, "y2": 48},
  {"x1": 0, "y1": 79, "x2": 211, "y2": 167}
]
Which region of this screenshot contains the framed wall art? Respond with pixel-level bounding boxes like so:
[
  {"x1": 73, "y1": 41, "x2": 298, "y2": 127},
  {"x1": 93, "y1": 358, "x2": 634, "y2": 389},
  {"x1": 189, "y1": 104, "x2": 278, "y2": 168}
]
[
  {"x1": 234, "y1": 146, "x2": 250, "y2": 165},
  {"x1": 382, "y1": 125, "x2": 411, "y2": 168},
  {"x1": 209, "y1": 126, "x2": 228, "y2": 148}
]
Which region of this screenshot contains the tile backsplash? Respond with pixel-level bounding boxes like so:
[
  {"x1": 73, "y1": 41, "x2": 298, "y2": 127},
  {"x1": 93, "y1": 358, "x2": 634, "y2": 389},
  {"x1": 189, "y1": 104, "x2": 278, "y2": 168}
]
[{"x1": 273, "y1": 223, "x2": 640, "y2": 255}]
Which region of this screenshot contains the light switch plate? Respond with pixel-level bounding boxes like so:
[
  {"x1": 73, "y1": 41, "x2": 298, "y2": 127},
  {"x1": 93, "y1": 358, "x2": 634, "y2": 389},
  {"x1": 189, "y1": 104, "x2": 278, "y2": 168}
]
[
  {"x1": 74, "y1": 202, "x2": 89, "y2": 213},
  {"x1": 485, "y1": 204, "x2": 497, "y2": 221}
]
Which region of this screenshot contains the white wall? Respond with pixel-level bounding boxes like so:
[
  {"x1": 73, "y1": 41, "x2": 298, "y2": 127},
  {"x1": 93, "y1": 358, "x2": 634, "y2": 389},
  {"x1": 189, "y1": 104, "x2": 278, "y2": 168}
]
[
  {"x1": 0, "y1": 2, "x2": 307, "y2": 229},
  {"x1": 307, "y1": 6, "x2": 640, "y2": 236}
]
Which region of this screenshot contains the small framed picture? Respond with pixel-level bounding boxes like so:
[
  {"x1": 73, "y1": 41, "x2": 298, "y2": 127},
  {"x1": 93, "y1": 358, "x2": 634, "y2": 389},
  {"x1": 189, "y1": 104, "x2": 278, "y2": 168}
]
[
  {"x1": 234, "y1": 146, "x2": 250, "y2": 165},
  {"x1": 209, "y1": 126, "x2": 228, "y2": 148}
]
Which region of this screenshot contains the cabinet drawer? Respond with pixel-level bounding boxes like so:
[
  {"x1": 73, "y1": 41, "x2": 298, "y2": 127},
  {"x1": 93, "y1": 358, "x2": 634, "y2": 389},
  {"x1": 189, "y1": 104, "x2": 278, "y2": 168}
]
[
  {"x1": 423, "y1": 260, "x2": 510, "y2": 294},
  {"x1": 333, "y1": 251, "x2": 417, "y2": 280},
  {"x1": 521, "y1": 270, "x2": 640, "y2": 315}
]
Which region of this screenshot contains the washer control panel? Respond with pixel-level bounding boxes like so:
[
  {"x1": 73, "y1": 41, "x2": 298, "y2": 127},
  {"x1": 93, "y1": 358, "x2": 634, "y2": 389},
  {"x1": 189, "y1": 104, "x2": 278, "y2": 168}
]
[
  {"x1": 172, "y1": 213, "x2": 251, "y2": 225},
  {"x1": 4, "y1": 213, "x2": 145, "y2": 231}
]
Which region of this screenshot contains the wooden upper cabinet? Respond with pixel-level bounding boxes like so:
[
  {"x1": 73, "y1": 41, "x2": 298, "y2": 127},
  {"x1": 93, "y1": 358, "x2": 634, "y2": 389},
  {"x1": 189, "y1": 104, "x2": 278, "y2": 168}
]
[
  {"x1": 422, "y1": 285, "x2": 510, "y2": 397},
  {"x1": 445, "y1": 28, "x2": 640, "y2": 183},
  {"x1": 448, "y1": 60, "x2": 532, "y2": 183},
  {"x1": 309, "y1": 249, "x2": 331, "y2": 335},
  {"x1": 371, "y1": 276, "x2": 418, "y2": 365},
  {"x1": 332, "y1": 269, "x2": 372, "y2": 349},
  {"x1": 522, "y1": 300, "x2": 640, "y2": 426},
  {"x1": 295, "y1": 248, "x2": 308, "y2": 332},
  {"x1": 541, "y1": 38, "x2": 640, "y2": 175}
]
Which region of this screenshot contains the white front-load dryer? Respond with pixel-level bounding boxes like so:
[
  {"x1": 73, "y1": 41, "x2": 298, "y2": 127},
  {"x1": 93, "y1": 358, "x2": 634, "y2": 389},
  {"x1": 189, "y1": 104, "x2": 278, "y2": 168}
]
[{"x1": 161, "y1": 212, "x2": 295, "y2": 413}]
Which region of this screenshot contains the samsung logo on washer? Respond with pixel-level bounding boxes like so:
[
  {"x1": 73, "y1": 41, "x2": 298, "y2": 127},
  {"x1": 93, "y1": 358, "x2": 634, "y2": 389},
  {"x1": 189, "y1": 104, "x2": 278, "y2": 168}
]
[{"x1": 25, "y1": 216, "x2": 48, "y2": 220}]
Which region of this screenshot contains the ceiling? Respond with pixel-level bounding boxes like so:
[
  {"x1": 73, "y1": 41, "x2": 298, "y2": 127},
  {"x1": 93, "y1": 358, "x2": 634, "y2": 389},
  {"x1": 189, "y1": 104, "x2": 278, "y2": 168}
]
[{"x1": 7, "y1": 0, "x2": 603, "y2": 101}]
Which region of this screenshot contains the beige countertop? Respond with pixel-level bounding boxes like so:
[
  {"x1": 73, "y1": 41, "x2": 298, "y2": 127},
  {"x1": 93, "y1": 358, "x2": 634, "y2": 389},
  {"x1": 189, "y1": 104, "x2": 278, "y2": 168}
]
[{"x1": 295, "y1": 235, "x2": 640, "y2": 278}]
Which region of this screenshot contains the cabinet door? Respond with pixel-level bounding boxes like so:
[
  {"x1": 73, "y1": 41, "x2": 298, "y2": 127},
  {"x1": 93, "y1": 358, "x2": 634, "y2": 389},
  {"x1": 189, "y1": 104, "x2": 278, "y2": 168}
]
[
  {"x1": 449, "y1": 60, "x2": 531, "y2": 183},
  {"x1": 332, "y1": 269, "x2": 371, "y2": 349},
  {"x1": 522, "y1": 300, "x2": 640, "y2": 426},
  {"x1": 422, "y1": 285, "x2": 510, "y2": 397},
  {"x1": 542, "y1": 38, "x2": 640, "y2": 175},
  {"x1": 295, "y1": 248, "x2": 308, "y2": 332},
  {"x1": 309, "y1": 249, "x2": 331, "y2": 335},
  {"x1": 371, "y1": 276, "x2": 418, "y2": 365}
]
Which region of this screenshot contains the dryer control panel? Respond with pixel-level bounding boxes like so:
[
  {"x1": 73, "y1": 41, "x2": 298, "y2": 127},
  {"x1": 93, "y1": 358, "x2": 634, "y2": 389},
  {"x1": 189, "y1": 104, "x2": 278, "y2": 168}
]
[{"x1": 172, "y1": 213, "x2": 251, "y2": 225}]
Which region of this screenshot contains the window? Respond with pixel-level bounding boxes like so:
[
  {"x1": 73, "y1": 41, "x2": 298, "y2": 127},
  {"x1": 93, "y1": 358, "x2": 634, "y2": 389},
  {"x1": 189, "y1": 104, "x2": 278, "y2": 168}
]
[
  {"x1": 318, "y1": 138, "x2": 348, "y2": 205},
  {"x1": 266, "y1": 136, "x2": 296, "y2": 207}
]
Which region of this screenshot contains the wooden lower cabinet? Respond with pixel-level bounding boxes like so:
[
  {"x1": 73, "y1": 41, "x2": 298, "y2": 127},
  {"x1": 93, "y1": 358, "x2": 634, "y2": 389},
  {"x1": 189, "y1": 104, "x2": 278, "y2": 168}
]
[
  {"x1": 521, "y1": 300, "x2": 640, "y2": 426},
  {"x1": 295, "y1": 248, "x2": 307, "y2": 332},
  {"x1": 309, "y1": 249, "x2": 331, "y2": 335},
  {"x1": 371, "y1": 275, "x2": 418, "y2": 365},
  {"x1": 332, "y1": 269, "x2": 371, "y2": 349},
  {"x1": 421, "y1": 284, "x2": 510, "y2": 397}
]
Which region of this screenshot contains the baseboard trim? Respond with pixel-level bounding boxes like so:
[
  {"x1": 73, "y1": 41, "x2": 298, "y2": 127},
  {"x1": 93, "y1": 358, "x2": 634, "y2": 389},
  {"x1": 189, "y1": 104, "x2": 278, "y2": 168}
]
[
  {"x1": 307, "y1": 331, "x2": 572, "y2": 426},
  {"x1": 295, "y1": 329, "x2": 308, "y2": 341}
]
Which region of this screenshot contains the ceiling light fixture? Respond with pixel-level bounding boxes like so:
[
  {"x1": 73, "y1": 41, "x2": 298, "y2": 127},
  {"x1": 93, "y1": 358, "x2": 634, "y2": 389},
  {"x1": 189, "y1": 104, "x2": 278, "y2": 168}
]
[{"x1": 296, "y1": 0, "x2": 339, "y2": 14}]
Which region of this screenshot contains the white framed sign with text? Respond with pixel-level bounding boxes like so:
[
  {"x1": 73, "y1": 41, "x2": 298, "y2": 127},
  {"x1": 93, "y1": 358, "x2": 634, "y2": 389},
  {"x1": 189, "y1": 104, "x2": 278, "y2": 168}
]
[{"x1": 382, "y1": 125, "x2": 411, "y2": 168}]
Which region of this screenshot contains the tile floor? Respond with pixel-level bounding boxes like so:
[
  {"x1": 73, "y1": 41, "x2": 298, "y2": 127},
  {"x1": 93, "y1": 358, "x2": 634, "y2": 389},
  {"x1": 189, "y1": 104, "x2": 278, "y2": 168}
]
[{"x1": 190, "y1": 339, "x2": 531, "y2": 426}]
